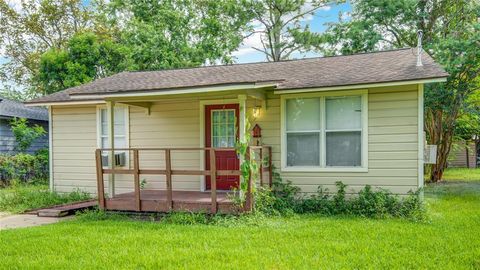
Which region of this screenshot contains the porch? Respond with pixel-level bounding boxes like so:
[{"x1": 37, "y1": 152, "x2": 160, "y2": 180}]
[{"x1": 95, "y1": 146, "x2": 272, "y2": 214}]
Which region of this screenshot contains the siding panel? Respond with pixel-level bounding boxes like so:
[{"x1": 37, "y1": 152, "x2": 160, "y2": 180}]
[{"x1": 52, "y1": 84, "x2": 420, "y2": 195}]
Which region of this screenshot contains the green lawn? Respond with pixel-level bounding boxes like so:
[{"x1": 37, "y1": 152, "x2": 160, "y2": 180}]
[
  {"x1": 442, "y1": 167, "x2": 480, "y2": 182},
  {"x1": 1, "y1": 182, "x2": 479, "y2": 269},
  {"x1": 0, "y1": 184, "x2": 90, "y2": 213}
]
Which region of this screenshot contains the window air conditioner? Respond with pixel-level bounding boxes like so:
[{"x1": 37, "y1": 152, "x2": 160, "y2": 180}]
[
  {"x1": 101, "y1": 152, "x2": 126, "y2": 167},
  {"x1": 424, "y1": 145, "x2": 437, "y2": 164}
]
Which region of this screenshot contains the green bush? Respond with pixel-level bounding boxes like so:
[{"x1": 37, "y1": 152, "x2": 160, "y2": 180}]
[
  {"x1": 0, "y1": 184, "x2": 90, "y2": 213},
  {"x1": 10, "y1": 117, "x2": 47, "y2": 152},
  {"x1": 256, "y1": 177, "x2": 426, "y2": 221},
  {"x1": 0, "y1": 151, "x2": 49, "y2": 185}
]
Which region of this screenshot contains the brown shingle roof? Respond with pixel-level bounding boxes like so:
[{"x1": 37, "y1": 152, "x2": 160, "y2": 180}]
[{"x1": 27, "y1": 48, "x2": 447, "y2": 104}]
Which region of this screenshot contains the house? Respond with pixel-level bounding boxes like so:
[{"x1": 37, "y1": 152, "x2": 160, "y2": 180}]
[
  {"x1": 448, "y1": 140, "x2": 479, "y2": 168},
  {"x1": 0, "y1": 97, "x2": 48, "y2": 154},
  {"x1": 26, "y1": 48, "x2": 448, "y2": 213}
]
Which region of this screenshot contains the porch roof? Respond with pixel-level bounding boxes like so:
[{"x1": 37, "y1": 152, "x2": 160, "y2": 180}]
[{"x1": 26, "y1": 48, "x2": 447, "y2": 105}]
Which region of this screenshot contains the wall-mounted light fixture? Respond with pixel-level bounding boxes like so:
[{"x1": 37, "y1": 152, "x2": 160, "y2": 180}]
[{"x1": 252, "y1": 106, "x2": 261, "y2": 118}]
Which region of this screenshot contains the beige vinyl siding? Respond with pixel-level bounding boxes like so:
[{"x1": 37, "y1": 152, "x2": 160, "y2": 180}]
[
  {"x1": 251, "y1": 84, "x2": 420, "y2": 194},
  {"x1": 52, "y1": 106, "x2": 98, "y2": 193},
  {"x1": 51, "y1": 85, "x2": 420, "y2": 195}
]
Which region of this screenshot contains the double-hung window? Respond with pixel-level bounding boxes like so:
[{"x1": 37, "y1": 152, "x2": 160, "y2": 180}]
[
  {"x1": 283, "y1": 91, "x2": 367, "y2": 171},
  {"x1": 97, "y1": 106, "x2": 129, "y2": 166}
]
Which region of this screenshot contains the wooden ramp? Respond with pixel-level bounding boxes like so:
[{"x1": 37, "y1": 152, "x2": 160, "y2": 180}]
[{"x1": 26, "y1": 200, "x2": 97, "y2": 217}]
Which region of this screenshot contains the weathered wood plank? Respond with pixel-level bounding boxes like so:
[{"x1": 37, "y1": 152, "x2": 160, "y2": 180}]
[
  {"x1": 210, "y1": 149, "x2": 217, "y2": 214},
  {"x1": 133, "y1": 149, "x2": 141, "y2": 211},
  {"x1": 95, "y1": 150, "x2": 105, "y2": 209},
  {"x1": 165, "y1": 149, "x2": 173, "y2": 211}
]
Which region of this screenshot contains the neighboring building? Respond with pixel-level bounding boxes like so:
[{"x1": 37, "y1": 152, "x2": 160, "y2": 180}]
[
  {"x1": 26, "y1": 49, "x2": 448, "y2": 212},
  {"x1": 0, "y1": 97, "x2": 49, "y2": 154},
  {"x1": 449, "y1": 140, "x2": 479, "y2": 168}
]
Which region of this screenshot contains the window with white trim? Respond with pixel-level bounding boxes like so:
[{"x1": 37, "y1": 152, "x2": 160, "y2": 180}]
[
  {"x1": 98, "y1": 106, "x2": 128, "y2": 166},
  {"x1": 284, "y1": 93, "x2": 365, "y2": 169}
]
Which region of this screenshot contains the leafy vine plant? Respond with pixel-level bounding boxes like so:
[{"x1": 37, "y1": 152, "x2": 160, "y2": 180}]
[{"x1": 234, "y1": 114, "x2": 260, "y2": 205}]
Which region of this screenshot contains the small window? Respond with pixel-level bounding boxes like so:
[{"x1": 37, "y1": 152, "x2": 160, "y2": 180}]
[
  {"x1": 98, "y1": 106, "x2": 128, "y2": 166},
  {"x1": 211, "y1": 109, "x2": 235, "y2": 148},
  {"x1": 283, "y1": 93, "x2": 366, "y2": 170}
]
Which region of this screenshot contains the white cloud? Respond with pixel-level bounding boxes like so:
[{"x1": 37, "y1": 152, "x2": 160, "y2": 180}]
[
  {"x1": 232, "y1": 3, "x2": 332, "y2": 62},
  {"x1": 340, "y1": 11, "x2": 351, "y2": 21}
]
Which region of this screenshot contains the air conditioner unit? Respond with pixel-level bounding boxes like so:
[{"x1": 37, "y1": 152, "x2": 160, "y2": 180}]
[
  {"x1": 101, "y1": 152, "x2": 126, "y2": 167},
  {"x1": 424, "y1": 145, "x2": 437, "y2": 164}
]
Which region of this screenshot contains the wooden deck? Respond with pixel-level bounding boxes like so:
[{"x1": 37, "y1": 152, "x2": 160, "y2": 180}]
[
  {"x1": 105, "y1": 190, "x2": 236, "y2": 213},
  {"x1": 96, "y1": 146, "x2": 272, "y2": 214}
]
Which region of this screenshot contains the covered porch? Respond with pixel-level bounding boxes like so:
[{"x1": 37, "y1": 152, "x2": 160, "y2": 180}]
[
  {"x1": 92, "y1": 86, "x2": 274, "y2": 214},
  {"x1": 95, "y1": 146, "x2": 272, "y2": 214}
]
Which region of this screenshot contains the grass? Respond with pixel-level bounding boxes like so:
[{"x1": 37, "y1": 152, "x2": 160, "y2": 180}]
[
  {"x1": 0, "y1": 184, "x2": 91, "y2": 213},
  {"x1": 442, "y1": 167, "x2": 480, "y2": 182},
  {"x1": 0, "y1": 181, "x2": 479, "y2": 269}
]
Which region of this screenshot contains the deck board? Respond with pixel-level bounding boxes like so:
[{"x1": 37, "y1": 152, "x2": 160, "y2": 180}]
[{"x1": 105, "y1": 190, "x2": 236, "y2": 213}]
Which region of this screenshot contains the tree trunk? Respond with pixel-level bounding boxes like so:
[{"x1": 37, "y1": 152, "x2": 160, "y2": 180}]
[{"x1": 425, "y1": 106, "x2": 459, "y2": 182}]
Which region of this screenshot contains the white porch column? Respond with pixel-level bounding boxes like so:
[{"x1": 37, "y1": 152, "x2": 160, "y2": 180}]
[
  {"x1": 238, "y1": 94, "x2": 247, "y2": 143},
  {"x1": 238, "y1": 95, "x2": 247, "y2": 187},
  {"x1": 107, "y1": 101, "x2": 115, "y2": 196},
  {"x1": 48, "y1": 106, "x2": 54, "y2": 191}
]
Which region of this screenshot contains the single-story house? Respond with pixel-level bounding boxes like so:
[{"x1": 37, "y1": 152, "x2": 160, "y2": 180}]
[
  {"x1": 0, "y1": 96, "x2": 48, "y2": 154},
  {"x1": 26, "y1": 48, "x2": 448, "y2": 213}
]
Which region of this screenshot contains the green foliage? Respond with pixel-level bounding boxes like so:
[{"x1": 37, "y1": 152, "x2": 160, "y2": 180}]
[
  {"x1": 1, "y1": 182, "x2": 478, "y2": 269},
  {"x1": 255, "y1": 175, "x2": 426, "y2": 221},
  {"x1": 0, "y1": 0, "x2": 95, "y2": 95},
  {"x1": 250, "y1": 0, "x2": 333, "y2": 61},
  {"x1": 455, "y1": 91, "x2": 480, "y2": 141},
  {"x1": 442, "y1": 168, "x2": 480, "y2": 182},
  {"x1": 0, "y1": 184, "x2": 90, "y2": 213},
  {"x1": 0, "y1": 152, "x2": 48, "y2": 185},
  {"x1": 316, "y1": 0, "x2": 480, "y2": 182},
  {"x1": 104, "y1": 0, "x2": 254, "y2": 70},
  {"x1": 37, "y1": 32, "x2": 129, "y2": 94},
  {"x1": 9, "y1": 118, "x2": 47, "y2": 152}
]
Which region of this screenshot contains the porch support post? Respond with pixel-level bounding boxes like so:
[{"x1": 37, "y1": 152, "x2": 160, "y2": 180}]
[
  {"x1": 237, "y1": 94, "x2": 247, "y2": 199},
  {"x1": 244, "y1": 147, "x2": 253, "y2": 212},
  {"x1": 107, "y1": 100, "x2": 115, "y2": 197},
  {"x1": 210, "y1": 149, "x2": 217, "y2": 214}
]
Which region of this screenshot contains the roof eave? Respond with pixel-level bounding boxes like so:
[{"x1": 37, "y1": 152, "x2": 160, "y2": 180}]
[
  {"x1": 68, "y1": 82, "x2": 278, "y2": 100},
  {"x1": 273, "y1": 77, "x2": 448, "y2": 94}
]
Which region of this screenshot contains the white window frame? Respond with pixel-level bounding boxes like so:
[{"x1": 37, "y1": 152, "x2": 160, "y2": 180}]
[
  {"x1": 280, "y1": 90, "x2": 368, "y2": 172},
  {"x1": 96, "y1": 104, "x2": 130, "y2": 167},
  {"x1": 210, "y1": 108, "x2": 236, "y2": 148}
]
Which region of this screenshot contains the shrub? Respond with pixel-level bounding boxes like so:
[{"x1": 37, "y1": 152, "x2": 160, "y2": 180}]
[
  {"x1": 10, "y1": 118, "x2": 47, "y2": 152},
  {"x1": 255, "y1": 177, "x2": 426, "y2": 221},
  {"x1": 0, "y1": 152, "x2": 48, "y2": 185}
]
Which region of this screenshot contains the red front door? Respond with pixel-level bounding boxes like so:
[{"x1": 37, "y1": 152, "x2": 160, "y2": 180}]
[{"x1": 205, "y1": 104, "x2": 240, "y2": 190}]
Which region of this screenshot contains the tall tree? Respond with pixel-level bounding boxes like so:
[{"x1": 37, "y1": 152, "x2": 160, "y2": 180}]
[
  {"x1": 250, "y1": 0, "x2": 333, "y2": 62},
  {"x1": 0, "y1": 0, "x2": 95, "y2": 93},
  {"x1": 103, "y1": 0, "x2": 254, "y2": 70},
  {"x1": 37, "y1": 32, "x2": 129, "y2": 95},
  {"x1": 316, "y1": 0, "x2": 480, "y2": 182}
]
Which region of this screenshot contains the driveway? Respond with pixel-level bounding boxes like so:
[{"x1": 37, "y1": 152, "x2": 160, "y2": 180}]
[{"x1": 0, "y1": 213, "x2": 73, "y2": 230}]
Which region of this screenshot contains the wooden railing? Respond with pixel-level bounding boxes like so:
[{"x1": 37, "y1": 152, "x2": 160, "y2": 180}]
[{"x1": 95, "y1": 146, "x2": 272, "y2": 213}]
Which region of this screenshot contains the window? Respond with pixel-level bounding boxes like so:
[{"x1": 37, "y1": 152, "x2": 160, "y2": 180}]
[
  {"x1": 283, "y1": 92, "x2": 367, "y2": 170},
  {"x1": 211, "y1": 109, "x2": 236, "y2": 148},
  {"x1": 98, "y1": 106, "x2": 129, "y2": 166}
]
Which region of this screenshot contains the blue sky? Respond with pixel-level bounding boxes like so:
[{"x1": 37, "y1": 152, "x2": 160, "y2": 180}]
[
  {"x1": 0, "y1": 2, "x2": 351, "y2": 86},
  {"x1": 233, "y1": 2, "x2": 352, "y2": 63}
]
